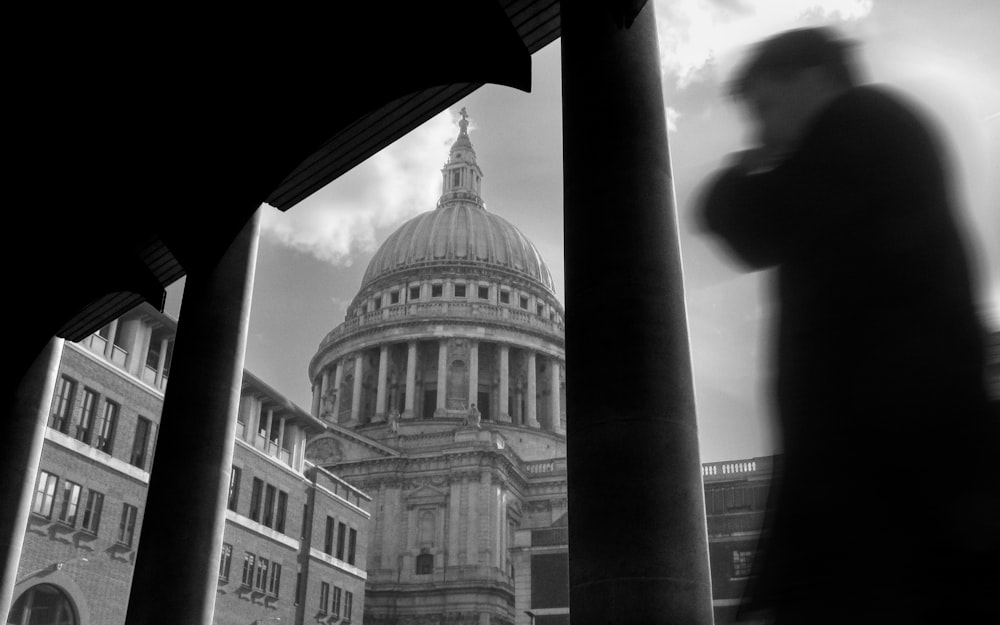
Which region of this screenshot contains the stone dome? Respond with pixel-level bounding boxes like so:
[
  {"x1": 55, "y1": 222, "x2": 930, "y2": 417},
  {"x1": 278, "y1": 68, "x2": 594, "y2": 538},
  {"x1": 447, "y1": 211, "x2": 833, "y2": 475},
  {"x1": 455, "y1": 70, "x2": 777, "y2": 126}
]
[{"x1": 360, "y1": 203, "x2": 556, "y2": 294}]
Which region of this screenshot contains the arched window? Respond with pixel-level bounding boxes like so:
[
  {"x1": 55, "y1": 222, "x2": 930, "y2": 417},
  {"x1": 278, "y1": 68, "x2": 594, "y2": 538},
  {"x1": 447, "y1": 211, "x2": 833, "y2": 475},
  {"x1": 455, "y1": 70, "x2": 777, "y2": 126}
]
[
  {"x1": 415, "y1": 552, "x2": 433, "y2": 575},
  {"x1": 9, "y1": 584, "x2": 77, "y2": 625}
]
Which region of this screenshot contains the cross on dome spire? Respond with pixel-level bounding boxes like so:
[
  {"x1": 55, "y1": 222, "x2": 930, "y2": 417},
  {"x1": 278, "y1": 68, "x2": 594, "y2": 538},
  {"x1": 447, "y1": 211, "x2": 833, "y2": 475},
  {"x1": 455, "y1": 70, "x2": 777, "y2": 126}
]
[{"x1": 440, "y1": 107, "x2": 485, "y2": 209}]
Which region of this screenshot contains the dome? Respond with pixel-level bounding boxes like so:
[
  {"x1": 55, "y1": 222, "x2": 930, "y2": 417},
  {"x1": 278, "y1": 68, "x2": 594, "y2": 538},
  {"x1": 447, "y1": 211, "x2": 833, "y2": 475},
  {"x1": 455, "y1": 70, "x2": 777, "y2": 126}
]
[{"x1": 360, "y1": 203, "x2": 556, "y2": 293}]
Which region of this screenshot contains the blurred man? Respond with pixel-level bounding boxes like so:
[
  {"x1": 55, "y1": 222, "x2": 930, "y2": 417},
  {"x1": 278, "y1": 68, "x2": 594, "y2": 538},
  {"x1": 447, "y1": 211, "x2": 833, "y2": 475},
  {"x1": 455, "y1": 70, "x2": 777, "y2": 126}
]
[{"x1": 697, "y1": 27, "x2": 998, "y2": 625}]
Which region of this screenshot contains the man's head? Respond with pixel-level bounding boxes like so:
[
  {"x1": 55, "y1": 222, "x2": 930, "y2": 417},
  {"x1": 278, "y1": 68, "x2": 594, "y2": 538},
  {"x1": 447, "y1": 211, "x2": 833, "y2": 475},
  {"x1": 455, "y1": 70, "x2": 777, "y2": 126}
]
[{"x1": 730, "y1": 27, "x2": 860, "y2": 151}]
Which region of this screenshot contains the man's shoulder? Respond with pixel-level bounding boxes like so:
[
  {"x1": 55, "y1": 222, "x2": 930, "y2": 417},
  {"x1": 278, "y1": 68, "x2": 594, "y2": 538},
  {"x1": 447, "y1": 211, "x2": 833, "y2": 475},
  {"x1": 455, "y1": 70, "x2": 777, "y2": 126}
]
[{"x1": 824, "y1": 84, "x2": 927, "y2": 127}]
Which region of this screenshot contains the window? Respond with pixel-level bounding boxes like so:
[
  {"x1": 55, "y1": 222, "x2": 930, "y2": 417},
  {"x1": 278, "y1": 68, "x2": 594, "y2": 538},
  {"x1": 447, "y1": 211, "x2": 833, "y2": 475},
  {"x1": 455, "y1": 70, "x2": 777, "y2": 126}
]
[
  {"x1": 373, "y1": 297, "x2": 382, "y2": 310},
  {"x1": 74, "y1": 389, "x2": 98, "y2": 444},
  {"x1": 520, "y1": 294, "x2": 529, "y2": 310},
  {"x1": 416, "y1": 552, "x2": 433, "y2": 575},
  {"x1": 32, "y1": 471, "x2": 59, "y2": 519},
  {"x1": 276, "y1": 491, "x2": 288, "y2": 533},
  {"x1": 348, "y1": 527, "x2": 357, "y2": 565},
  {"x1": 130, "y1": 416, "x2": 152, "y2": 469},
  {"x1": 324, "y1": 516, "x2": 335, "y2": 555},
  {"x1": 537, "y1": 303, "x2": 545, "y2": 316},
  {"x1": 59, "y1": 481, "x2": 82, "y2": 526},
  {"x1": 319, "y1": 582, "x2": 330, "y2": 613},
  {"x1": 409, "y1": 285, "x2": 420, "y2": 300},
  {"x1": 255, "y1": 557, "x2": 269, "y2": 592},
  {"x1": 263, "y1": 484, "x2": 276, "y2": 528},
  {"x1": 336, "y1": 522, "x2": 347, "y2": 560},
  {"x1": 344, "y1": 590, "x2": 353, "y2": 622},
  {"x1": 478, "y1": 285, "x2": 489, "y2": 300},
  {"x1": 454, "y1": 283, "x2": 466, "y2": 297},
  {"x1": 732, "y1": 550, "x2": 753, "y2": 577},
  {"x1": 269, "y1": 562, "x2": 282, "y2": 597},
  {"x1": 500, "y1": 289, "x2": 510, "y2": 304},
  {"x1": 242, "y1": 553, "x2": 256, "y2": 587},
  {"x1": 82, "y1": 490, "x2": 104, "y2": 534},
  {"x1": 95, "y1": 400, "x2": 119, "y2": 453},
  {"x1": 331, "y1": 585, "x2": 342, "y2": 617},
  {"x1": 228, "y1": 466, "x2": 241, "y2": 511},
  {"x1": 249, "y1": 477, "x2": 263, "y2": 521},
  {"x1": 452, "y1": 170, "x2": 460, "y2": 187},
  {"x1": 390, "y1": 290, "x2": 400, "y2": 304},
  {"x1": 49, "y1": 376, "x2": 76, "y2": 433},
  {"x1": 118, "y1": 503, "x2": 138, "y2": 547},
  {"x1": 431, "y1": 284, "x2": 442, "y2": 298},
  {"x1": 219, "y1": 543, "x2": 232, "y2": 582}
]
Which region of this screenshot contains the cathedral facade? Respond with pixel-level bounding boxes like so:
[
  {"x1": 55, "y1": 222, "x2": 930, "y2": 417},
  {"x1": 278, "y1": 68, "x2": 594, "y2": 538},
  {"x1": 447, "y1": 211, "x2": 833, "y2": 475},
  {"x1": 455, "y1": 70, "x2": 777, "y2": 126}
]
[{"x1": 305, "y1": 112, "x2": 569, "y2": 625}]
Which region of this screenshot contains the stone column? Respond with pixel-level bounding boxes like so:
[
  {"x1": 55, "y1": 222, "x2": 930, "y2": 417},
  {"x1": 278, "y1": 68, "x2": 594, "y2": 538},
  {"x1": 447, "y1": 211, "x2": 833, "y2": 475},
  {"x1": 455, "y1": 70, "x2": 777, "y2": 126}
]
[
  {"x1": 498, "y1": 344, "x2": 510, "y2": 422},
  {"x1": 448, "y1": 478, "x2": 461, "y2": 566},
  {"x1": 404, "y1": 341, "x2": 417, "y2": 419},
  {"x1": 276, "y1": 417, "x2": 286, "y2": 457},
  {"x1": 525, "y1": 351, "x2": 538, "y2": 428},
  {"x1": 550, "y1": 359, "x2": 562, "y2": 434},
  {"x1": 125, "y1": 209, "x2": 261, "y2": 625},
  {"x1": 154, "y1": 337, "x2": 169, "y2": 389},
  {"x1": 465, "y1": 475, "x2": 478, "y2": 564},
  {"x1": 468, "y1": 340, "x2": 479, "y2": 412},
  {"x1": 351, "y1": 354, "x2": 363, "y2": 424},
  {"x1": 120, "y1": 318, "x2": 145, "y2": 375},
  {"x1": 0, "y1": 338, "x2": 64, "y2": 618},
  {"x1": 562, "y1": 4, "x2": 713, "y2": 623},
  {"x1": 104, "y1": 318, "x2": 119, "y2": 359},
  {"x1": 316, "y1": 368, "x2": 329, "y2": 417},
  {"x1": 264, "y1": 408, "x2": 274, "y2": 449},
  {"x1": 332, "y1": 360, "x2": 343, "y2": 421},
  {"x1": 375, "y1": 344, "x2": 389, "y2": 422},
  {"x1": 435, "y1": 339, "x2": 447, "y2": 416}
]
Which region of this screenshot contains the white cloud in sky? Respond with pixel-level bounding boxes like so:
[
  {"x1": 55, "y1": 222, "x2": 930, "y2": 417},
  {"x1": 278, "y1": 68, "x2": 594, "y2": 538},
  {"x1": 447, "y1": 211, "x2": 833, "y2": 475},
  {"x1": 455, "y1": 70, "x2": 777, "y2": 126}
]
[
  {"x1": 260, "y1": 109, "x2": 458, "y2": 265},
  {"x1": 655, "y1": 0, "x2": 874, "y2": 89}
]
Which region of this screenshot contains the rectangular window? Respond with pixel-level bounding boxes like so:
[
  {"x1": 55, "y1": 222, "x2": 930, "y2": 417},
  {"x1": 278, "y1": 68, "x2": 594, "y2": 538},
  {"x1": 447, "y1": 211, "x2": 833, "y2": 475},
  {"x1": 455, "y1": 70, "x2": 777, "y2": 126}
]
[
  {"x1": 74, "y1": 389, "x2": 98, "y2": 444},
  {"x1": 478, "y1": 285, "x2": 489, "y2": 300},
  {"x1": 59, "y1": 481, "x2": 82, "y2": 526},
  {"x1": 732, "y1": 550, "x2": 753, "y2": 577},
  {"x1": 336, "y1": 521, "x2": 347, "y2": 560},
  {"x1": 263, "y1": 484, "x2": 277, "y2": 528},
  {"x1": 409, "y1": 285, "x2": 420, "y2": 300},
  {"x1": 431, "y1": 284, "x2": 442, "y2": 298},
  {"x1": 95, "y1": 400, "x2": 119, "y2": 454},
  {"x1": 276, "y1": 491, "x2": 288, "y2": 533},
  {"x1": 373, "y1": 297, "x2": 382, "y2": 310},
  {"x1": 324, "y1": 516, "x2": 335, "y2": 555},
  {"x1": 348, "y1": 527, "x2": 357, "y2": 565},
  {"x1": 454, "y1": 283, "x2": 466, "y2": 297},
  {"x1": 520, "y1": 294, "x2": 529, "y2": 310},
  {"x1": 331, "y1": 586, "x2": 342, "y2": 617},
  {"x1": 49, "y1": 376, "x2": 76, "y2": 433},
  {"x1": 500, "y1": 289, "x2": 510, "y2": 304},
  {"x1": 81, "y1": 490, "x2": 104, "y2": 534},
  {"x1": 319, "y1": 582, "x2": 330, "y2": 613},
  {"x1": 269, "y1": 562, "x2": 282, "y2": 597},
  {"x1": 219, "y1": 543, "x2": 232, "y2": 582},
  {"x1": 536, "y1": 303, "x2": 545, "y2": 316},
  {"x1": 255, "y1": 557, "x2": 269, "y2": 592},
  {"x1": 32, "y1": 471, "x2": 58, "y2": 519},
  {"x1": 390, "y1": 290, "x2": 400, "y2": 304},
  {"x1": 345, "y1": 590, "x2": 353, "y2": 621},
  {"x1": 249, "y1": 477, "x2": 263, "y2": 521},
  {"x1": 228, "y1": 466, "x2": 241, "y2": 511},
  {"x1": 118, "y1": 503, "x2": 138, "y2": 547},
  {"x1": 242, "y1": 553, "x2": 256, "y2": 587},
  {"x1": 130, "y1": 416, "x2": 152, "y2": 469}
]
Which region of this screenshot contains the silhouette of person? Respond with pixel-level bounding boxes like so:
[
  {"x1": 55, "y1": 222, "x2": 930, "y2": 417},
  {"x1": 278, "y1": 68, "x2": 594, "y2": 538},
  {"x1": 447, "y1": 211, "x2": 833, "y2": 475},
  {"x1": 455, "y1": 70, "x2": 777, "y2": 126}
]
[{"x1": 697, "y1": 27, "x2": 999, "y2": 625}]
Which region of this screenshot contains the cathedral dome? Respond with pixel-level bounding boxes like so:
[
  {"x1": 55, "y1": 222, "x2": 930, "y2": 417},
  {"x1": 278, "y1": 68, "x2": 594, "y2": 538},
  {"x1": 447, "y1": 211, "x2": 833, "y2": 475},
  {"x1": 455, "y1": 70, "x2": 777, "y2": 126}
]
[{"x1": 360, "y1": 203, "x2": 555, "y2": 294}]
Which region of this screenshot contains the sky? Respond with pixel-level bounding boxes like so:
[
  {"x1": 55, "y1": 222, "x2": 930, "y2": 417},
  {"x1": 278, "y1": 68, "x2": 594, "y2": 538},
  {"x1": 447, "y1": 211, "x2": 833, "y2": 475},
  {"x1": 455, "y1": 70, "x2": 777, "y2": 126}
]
[{"x1": 168, "y1": 0, "x2": 1000, "y2": 463}]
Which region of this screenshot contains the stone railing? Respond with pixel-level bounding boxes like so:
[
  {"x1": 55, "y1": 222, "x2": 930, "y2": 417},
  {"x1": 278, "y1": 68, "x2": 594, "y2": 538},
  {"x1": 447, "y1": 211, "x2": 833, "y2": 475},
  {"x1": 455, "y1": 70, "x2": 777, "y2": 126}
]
[
  {"x1": 523, "y1": 457, "x2": 567, "y2": 474},
  {"x1": 702, "y1": 458, "x2": 764, "y2": 478},
  {"x1": 320, "y1": 300, "x2": 564, "y2": 347}
]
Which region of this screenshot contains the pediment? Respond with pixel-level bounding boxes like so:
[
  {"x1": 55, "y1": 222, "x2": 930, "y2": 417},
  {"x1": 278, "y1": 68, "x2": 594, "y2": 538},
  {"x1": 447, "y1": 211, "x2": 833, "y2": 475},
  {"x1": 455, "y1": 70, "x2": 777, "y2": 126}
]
[
  {"x1": 305, "y1": 431, "x2": 396, "y2": 465},
  {"x1": 404, "y1": 483, "x2": 448, "y2": 507}
]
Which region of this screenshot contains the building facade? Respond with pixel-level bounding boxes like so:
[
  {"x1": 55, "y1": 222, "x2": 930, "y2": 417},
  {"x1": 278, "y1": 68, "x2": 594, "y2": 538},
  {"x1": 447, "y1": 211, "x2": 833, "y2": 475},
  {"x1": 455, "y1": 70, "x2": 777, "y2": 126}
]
[{"x1": 9, "y1": 305, "x2": 371, "y2": 625}]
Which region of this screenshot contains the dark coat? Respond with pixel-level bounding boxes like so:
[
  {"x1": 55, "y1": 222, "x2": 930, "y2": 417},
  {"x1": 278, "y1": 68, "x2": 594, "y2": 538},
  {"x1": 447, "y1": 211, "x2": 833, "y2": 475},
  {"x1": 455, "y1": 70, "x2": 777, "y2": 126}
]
[{"x1": 698, "y1": 85, "x2": 998, "y2": 624}]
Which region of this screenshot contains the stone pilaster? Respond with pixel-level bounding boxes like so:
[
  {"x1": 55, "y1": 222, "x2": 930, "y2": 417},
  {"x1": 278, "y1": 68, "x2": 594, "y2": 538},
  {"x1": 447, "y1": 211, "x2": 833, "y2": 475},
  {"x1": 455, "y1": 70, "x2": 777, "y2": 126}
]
[{"x1": 404, "y1": 341, "x2": 417, "y2": 419}]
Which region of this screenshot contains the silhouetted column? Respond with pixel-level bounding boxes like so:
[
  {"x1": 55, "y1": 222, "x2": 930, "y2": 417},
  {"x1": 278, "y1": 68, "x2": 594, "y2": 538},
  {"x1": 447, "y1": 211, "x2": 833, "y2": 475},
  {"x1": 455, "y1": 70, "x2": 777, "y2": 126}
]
[
  {"x1": 562, "y1": 3, "x2": 713, "y2": 624},
  {"x1": 404, "y1": 341, "x2": 417, "y2": 419},
  {"x1": 525, "y1": 351, "x2": 538, "y2": 428},
  {"x1": 375, "y1": 344, "x2": 389, "y2": 421},
  {"x1": 351, "y1": 354, "x2": 363, "y2": 424},
  {"x1": 0, "y1": 337, "x2": 64, "y2": 618},
  {"x1": 436, "y1": 339, "x2": 448, "y2": 416},
  {"x1": 124, "y1": 209, "x2": 261, "y2": 625},
  {"x1": 498, "y1": 344, "x2": 510, "y2": 422}
]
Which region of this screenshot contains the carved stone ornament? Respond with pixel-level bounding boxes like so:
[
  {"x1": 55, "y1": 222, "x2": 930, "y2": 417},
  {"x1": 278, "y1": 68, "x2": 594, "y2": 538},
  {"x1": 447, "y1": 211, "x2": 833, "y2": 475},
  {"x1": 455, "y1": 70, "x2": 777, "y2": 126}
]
[{"x1": 304, "y1": 436, "x2": 344, "y2": 464}]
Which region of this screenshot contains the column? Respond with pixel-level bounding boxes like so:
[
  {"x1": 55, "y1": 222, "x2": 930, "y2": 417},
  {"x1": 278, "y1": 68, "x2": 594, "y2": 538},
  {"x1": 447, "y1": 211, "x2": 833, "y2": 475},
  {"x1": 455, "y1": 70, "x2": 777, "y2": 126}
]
[
  {"x1": 562, "y1": 4, "x2": 713, "y2": 623},
  {"x1": 351, "y1": 355, "x2": 363, "y2": 424},
  {"x1": 375, "y1": 344, "x2": 389, "y2": 421},
  {"x1": 316, "y1": 368, "x2": 329, "y2": 418},
  {"x1": 468, "y1": 340, "x2": 479, "y2": 411},
  {"x1": 498, "y1": 344, "x2": 510, "y2": 422},
  {"x1": 103, "y1": 318, "x2": 119, "y2": 359},
  {"x1": 154, "y1": 337, "x2": 169, "y2": 388},
  {"x1": 264, "y1": 408, "x2": 274, "y2": 450},
  {"x1": 465, "y1": 475, "x2": 478, "y2": 564},
  {"x1": 311, "y1": 382, "x2": 320, "y2": 417},
  {"x1": 125, "y1": 209, "x2": 261, "y2": 625},
  {"x1": 550, "y1": 359, "x2": 562, "y2": 433},
  {"x1": 276, "y1": 417, "x2": 286, "y2": 457},
  {"x1": 120, "y1": 318, "x2": 145, "y2": 375},
  {"x1": 404, "y1": 341, "x2": 417, "y2": 419},
  {"x1": 435, "y1": 339, "x2": 447, "y2": 416},
  {"x1": 0, "y1": 338, "x2": 64, "y2": 618},
  {"x1": 448, "y1": 479, "x2": 461, "y2": 566},
  {"x1": 525, "y1": 351, "x2": 538, "y2": 428},
  {"x1": 331, "y1": 360, "x2": 343, "y2": 421}
]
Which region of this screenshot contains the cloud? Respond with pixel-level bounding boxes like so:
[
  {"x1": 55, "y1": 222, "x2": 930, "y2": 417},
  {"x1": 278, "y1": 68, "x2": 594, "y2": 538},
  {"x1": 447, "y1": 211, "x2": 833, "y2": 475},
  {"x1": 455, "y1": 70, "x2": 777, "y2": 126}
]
[
  {"x1": 666, "y1": 106, "x2": 681, "y2": 132},
  {"x1": 655, "y1": 0, "x2": 874, "y2": 89},
  {"x1": 260, "y1": 109, "x2": 459, "y2": 265}
]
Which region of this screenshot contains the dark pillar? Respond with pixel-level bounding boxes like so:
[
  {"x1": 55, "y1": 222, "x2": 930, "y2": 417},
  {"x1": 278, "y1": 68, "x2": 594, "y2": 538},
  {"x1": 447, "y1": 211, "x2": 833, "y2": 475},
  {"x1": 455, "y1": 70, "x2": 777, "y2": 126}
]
[
  {"x1": 1, "y1": 338, "x2": 64, "y2": 618},
  {"x1": 125, "y1": 210, "x2": 261, "y2": 624},
  {"x1": 561, "y1": 3, "x2": 714, "y2": 624}
]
